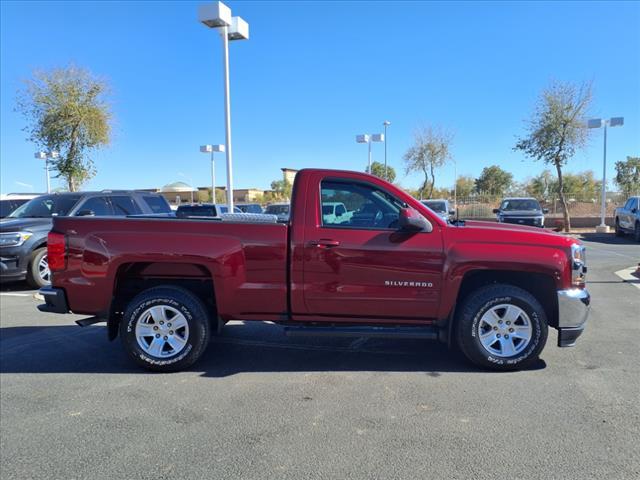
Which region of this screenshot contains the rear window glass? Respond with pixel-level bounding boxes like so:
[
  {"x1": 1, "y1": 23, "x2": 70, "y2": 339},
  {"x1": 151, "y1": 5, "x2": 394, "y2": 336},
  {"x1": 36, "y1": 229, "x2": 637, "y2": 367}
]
[{"x1": 143, "y1": 195, "x2": 171, "y2": 214}]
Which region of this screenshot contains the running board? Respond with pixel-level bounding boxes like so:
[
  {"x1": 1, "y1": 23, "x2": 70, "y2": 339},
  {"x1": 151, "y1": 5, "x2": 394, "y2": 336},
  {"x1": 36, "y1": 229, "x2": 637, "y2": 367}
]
[
  {"x1": 284, "y1": 325, "x2": 439, "y2": 340},
  {"x1": 75, "y1": 317, "x2": 105, "y2": 327}
]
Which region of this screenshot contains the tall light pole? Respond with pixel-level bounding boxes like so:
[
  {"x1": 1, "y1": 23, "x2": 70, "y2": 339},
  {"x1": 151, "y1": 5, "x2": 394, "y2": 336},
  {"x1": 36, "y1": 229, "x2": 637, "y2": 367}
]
[
  {"x1": 356, "y1": 133, "x2": 384, "y2": 174},
  {"x1": 588, "y1": 117, "x2": 624, "y2": 233},
  {"x1": 383, "y1": 121, "x2": 391, "y2": 180},
  {"x1": 199, "y1": 2, "x2": 249, "y2": 211},
  {"x1": 452, "y1": 157, "x2": 457, "y2": 211},
  {"x1": 34, "y1": 151, "x2": 58, "y2": 193},
  {"x1": 200, "y1": 144, "x2": 225, "y2": 203}
]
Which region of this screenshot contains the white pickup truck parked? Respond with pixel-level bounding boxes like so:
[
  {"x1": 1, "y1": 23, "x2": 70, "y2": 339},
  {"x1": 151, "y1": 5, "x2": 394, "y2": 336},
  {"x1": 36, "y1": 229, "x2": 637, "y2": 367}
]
[{"x1": 614, "y1": 196, "x2": 640, "y2": 242}]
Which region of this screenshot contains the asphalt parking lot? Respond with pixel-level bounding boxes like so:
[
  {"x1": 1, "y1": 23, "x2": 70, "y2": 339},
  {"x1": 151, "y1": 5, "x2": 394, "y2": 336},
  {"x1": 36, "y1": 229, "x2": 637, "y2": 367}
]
[{"x1": 1, "y1": 233, "x2": 638, "y2": 480}]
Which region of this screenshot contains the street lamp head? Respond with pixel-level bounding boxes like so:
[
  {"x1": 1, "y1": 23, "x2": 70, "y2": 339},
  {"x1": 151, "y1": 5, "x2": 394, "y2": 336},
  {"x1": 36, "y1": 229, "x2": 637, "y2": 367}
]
[
  {"x1": 198, "y1": 2, "x2": 232, "y2": 28},
  {"x1": 34, "y1": 152, "x2": 47, "y2": 160},
  {"x1": 356, "y1": 134, "x2": 370, "y2": 144},
  {"x1": 228, "y1": 16, "x2": 249, "y2": 41},
  {"x1": 609, "y1": 117, "x2": 624, "y2": 127},
  {"x1": 383, "y1": 121, "x2": 391, "y2": 127},
  {"x1": 49, "y1": 151, "x2": 60, "y2": 159},
  {"x1": 587, "y1": 118, "x2": 603, "y2": 129},
  {"x1": 371, "y1": 133, "x2": 384, "y2": 143}
]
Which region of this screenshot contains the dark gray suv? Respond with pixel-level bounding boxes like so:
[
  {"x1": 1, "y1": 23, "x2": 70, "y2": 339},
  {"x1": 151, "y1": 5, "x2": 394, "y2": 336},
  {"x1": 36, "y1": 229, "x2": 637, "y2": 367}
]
[{"x1": 0, "y1": 191, "x2": 171, "y2": 287}]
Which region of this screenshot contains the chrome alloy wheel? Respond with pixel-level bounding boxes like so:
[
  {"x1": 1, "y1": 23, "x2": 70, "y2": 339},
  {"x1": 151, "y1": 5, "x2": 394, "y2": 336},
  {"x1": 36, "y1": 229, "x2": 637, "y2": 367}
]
[
  {"x1": 478, "y1": 304, "x2": 532, "y2": 357},
  {"x1": 135, "y1": 305, "x2": 190, "y2": 358},
  {"x1": 38, "y1": 254, "x2": 50, "y2": 283}
]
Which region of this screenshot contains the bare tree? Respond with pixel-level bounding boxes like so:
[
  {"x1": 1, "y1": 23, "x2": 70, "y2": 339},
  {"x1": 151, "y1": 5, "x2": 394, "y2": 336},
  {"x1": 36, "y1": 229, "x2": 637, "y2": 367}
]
[
  {"x1": 403, "y1": 126, "x2": 452, "y2": 199},
  {"x1": 514, "y1": 80, "x2": 593, "y2": 231}
]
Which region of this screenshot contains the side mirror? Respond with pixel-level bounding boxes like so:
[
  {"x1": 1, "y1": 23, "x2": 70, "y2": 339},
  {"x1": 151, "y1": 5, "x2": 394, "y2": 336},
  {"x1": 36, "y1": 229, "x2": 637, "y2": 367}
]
[
  {"x1": 492, "y1": 208, "x2": 500, "y2": 214},
  {"x1": 543, "y1": 208, "x2": 549, "y2": 214},
  {"x1": 398, "y1": 208, "x2": 431, "y2": 232},
  {"x1": 77, "y1": 209, "x2": 95, "y2": 217},
  {"x1": 632, "y1": 208, "x2": 638, "y2": 214},
  {"x1": 449, "y1": 210, "x2": 456, "y2": 216}
]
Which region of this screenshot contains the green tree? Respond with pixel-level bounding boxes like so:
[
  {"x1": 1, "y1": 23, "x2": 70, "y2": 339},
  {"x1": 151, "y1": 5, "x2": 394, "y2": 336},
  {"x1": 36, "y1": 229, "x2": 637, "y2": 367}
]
[
  {"x1": 403, "y1": 126, "x2": 453, "y2": 199},
  {"x1": 369, "y1": 161, "x2": 396, "y2": 183},
  {"x1": 526, "y1": 170, "x2": 555, "y2": 198},
  {"x1": 514, "y1": 80, "x2": 593, "y2": 231},
  {"x1": 556, "y1": 171, "x2": 601, "y2": 199},
  {"x1": 455, "y1": 175, "x2": 475, "y2": 198},
  {"x1": 614, "y1": 156, "x2": 640, "y2": 197},
  {"x1": 17, "y1": 66, "x2": 112, "y2": 191},
  {"x1": 474, "y1": 165, "x2": 513, "y2": 195},
  {"x1": 270, "y1": 179, "x2": 292, "y2": 200}
]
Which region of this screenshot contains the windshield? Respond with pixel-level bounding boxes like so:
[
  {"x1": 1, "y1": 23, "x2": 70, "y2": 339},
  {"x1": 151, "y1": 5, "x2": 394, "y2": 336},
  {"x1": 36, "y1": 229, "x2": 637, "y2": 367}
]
[
  {"x1": 265, "y1": 205, "x2": 289, "y2": 215},
  {"x1": 8, "y1": 194, "x2": 82, "y2": 218},
  {"x1": 500, "y1": 199, "x2": 541, "y2": 211},
  {"x1": 422, "y1": 201, "x2": 447, "y2": 213}
]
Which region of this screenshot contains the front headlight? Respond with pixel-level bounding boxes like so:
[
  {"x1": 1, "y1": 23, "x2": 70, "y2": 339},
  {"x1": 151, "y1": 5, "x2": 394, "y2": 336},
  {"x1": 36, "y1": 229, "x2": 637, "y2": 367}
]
[
  {"x1": 571, "y1": 243, "x2": 587, "y2": 287},
  {"x1": 0, "y1": 231, "x2": 33, "y2": 247}
]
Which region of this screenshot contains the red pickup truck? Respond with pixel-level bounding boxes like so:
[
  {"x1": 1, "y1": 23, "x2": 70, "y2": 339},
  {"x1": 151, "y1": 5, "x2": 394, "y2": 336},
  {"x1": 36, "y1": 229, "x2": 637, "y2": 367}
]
[{"x1": 38, "y1": 169, "x2": 590, "y2": 372}]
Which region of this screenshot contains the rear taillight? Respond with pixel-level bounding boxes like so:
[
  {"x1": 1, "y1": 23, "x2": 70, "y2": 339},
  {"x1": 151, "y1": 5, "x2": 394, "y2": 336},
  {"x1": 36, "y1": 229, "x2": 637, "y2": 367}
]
[{"x1": 47, "y1": 232, "x2": 66, "y2": 272}]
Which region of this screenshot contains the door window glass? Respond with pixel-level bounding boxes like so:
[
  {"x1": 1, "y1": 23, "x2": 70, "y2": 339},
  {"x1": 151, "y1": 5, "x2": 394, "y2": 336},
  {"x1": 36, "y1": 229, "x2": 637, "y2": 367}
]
[
  {"x1": 320, "y1": 180, "x2": 404, "y2": 229},
  {"x1": 111, "y1": 196, "x2": 142, "y2": 215},
  {"x1": 77, "y1": 197, "x2": 113, "y2": 216}
]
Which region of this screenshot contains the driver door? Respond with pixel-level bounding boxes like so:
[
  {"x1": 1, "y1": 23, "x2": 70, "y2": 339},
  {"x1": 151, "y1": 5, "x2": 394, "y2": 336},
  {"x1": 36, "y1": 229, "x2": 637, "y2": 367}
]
[{"x1": 301, "y1": 179, "x2": 444, "y2": 320}]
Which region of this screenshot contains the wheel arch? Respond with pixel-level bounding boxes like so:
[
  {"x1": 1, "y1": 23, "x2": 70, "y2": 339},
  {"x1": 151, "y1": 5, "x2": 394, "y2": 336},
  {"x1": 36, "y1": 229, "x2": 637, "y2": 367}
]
[
  {"x1": 445, "y1": 269, "x2": 558, "y2": 347},
  {"x1": 107, "y1": 262, "x2": 219, "y2": 341}
]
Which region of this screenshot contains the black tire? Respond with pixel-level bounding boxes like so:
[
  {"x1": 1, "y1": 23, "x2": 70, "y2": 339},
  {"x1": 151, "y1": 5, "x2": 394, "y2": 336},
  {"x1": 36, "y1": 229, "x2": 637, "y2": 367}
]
[
  {"x1": 456, "y1": 284, "x2": 548, "y2": 371},
  {"x1": 634, "y1": 222, "x2": 640, "y2": 242},
  {"x1": 615, "y1": 218, "x2": 624, "y2": 237},
  {"x1": 26, "y1": 247, "x2": 50, "y2": 288},
  {"x1": 120, "y1": 286, "x2": 211, "y2": 372}
]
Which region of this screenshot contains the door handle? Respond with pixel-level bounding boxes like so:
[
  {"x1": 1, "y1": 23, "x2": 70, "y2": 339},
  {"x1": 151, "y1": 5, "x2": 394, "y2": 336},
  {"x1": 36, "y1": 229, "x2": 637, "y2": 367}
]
[{"x1": 308, "y1": 239, "x2": 341, "y2": 248}]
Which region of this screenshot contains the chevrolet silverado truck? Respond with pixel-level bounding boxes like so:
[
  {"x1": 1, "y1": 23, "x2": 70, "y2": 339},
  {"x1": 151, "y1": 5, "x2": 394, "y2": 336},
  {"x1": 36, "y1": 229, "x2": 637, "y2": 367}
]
[{"x1": 37, "y1": 169, "x2": 590, "y2": 372}]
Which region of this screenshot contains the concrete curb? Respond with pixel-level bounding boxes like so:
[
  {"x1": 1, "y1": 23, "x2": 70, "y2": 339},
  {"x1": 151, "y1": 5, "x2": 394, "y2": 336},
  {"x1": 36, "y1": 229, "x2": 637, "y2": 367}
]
[{"x1": 614, "y1": 267, "x2": 640, "y2": 290}]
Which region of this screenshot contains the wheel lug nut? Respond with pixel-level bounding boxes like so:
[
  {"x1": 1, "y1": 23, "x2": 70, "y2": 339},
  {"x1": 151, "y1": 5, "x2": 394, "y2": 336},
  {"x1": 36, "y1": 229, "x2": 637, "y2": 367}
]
[
  {"x1": 159, "y1": 321, "x2": 164, "y2": 325},
  {"x1": 169, "y1": 330, "x2": 174, "y2": 335},
  {"x1": 498, "y1": 320, "x2": 503, "y2": 324},
  {"x1": 505, "y1": 334, "x2": 509, "y2": 339},
  {"x1": 163, "y1": 336, "x2": 168, "y2": 340},
  {"x1": 509, "y1": 328, "x2": 514, "y2": 332},
  {"x1": 167, "y1": 323, "x2": 172, "y2": 328},
  {"x1": 493, "y1": 326, "x2": 498, "y2": 331},
  {"x1": 153, "y1": 326, "x2": 158, "y2": 331},
  {"x1": 496, "y1": 334, "x2": 501, "y2": 338},
  {"x1": 155, "y1": 334, "x2": 160, "y2": 338},
  {"x1": 506, "y1": 321, "x2": 511, "y2": 325}
]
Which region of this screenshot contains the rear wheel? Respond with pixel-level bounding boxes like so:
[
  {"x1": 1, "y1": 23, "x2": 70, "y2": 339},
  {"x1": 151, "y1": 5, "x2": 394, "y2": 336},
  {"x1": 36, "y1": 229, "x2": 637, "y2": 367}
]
[
  {"x1": 456, "y1": 284, "x2": 548, "y2": 371},
  {"x1": 26, "y1": 247, "x2": 50, "y2": 288},
  {"x1": 120, "y1": 286, "x2": 211, "y2": 372}
]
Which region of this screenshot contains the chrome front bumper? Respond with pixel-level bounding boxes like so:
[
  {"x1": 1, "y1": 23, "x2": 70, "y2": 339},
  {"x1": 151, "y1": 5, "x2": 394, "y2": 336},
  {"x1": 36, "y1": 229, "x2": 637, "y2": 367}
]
[{"x1": 556, "y1": 288, "x2": 590, "y2": 347}]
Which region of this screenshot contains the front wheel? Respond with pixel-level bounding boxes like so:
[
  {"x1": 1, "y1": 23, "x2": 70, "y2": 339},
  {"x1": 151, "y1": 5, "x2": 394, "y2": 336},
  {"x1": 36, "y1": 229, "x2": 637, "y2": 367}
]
[
  {"x1": 456, "y1": 284, "x2": 548, "y2": 371},
  {"x1": 615, "y1": 218, "x2": 624, "y2": 237},
  {"x1": 26, "y1": 247, "x2": 50, "y2": 288},
  {"x1": 120, "y1": 286, "x2": 211, "y2": 372}
]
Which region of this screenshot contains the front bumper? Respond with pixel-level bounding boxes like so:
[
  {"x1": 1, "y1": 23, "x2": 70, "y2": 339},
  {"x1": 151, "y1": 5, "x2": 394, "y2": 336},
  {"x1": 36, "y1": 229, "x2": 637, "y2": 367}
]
[
  {"x1": 556, "y1": 288, "x2": 590, "y2": 347},
  {"x1": 37, "y1": 286, "x2": 69, "y2": 314},
  {"x1": 500, "y1": 216, "x2": 545, "y2": 227}
]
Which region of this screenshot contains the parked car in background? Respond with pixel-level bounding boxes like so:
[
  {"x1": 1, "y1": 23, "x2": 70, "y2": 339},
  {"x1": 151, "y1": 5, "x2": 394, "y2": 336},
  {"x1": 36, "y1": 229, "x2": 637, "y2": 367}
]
[
  {"x1": 236, "y1": 203, "x2": 263, "y2": 214},
  {"x1": 322, "y1": 202, "x2": 352, "y2": 224},
  {"x1": 493, "y1": 197, "x2": 547, "y2": 228},
  {"x1": 0, "y1": 193, "x2": 42, "y2": 218},
  {"x1": 0, "y1": 191, "x2": 171, "y2": 288},
  {"x1": 264, "y1": 203, "x2": 290, "y2": 222},
  {"x1": 421, "y1": 199, "x2": 454, "y2": 222},
  {"x1": 176, "y1": 204, "x2": 242, "y2": 218},
  {"x1": 614, "y1": 196, "x2": 640, "y2": 241}
]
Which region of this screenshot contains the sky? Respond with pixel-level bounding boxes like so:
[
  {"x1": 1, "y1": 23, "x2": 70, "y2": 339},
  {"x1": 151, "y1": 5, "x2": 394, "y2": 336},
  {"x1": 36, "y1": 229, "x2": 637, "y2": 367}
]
[{"x1": 1, "y1": 0, "x2": 639, "y2": 194}]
